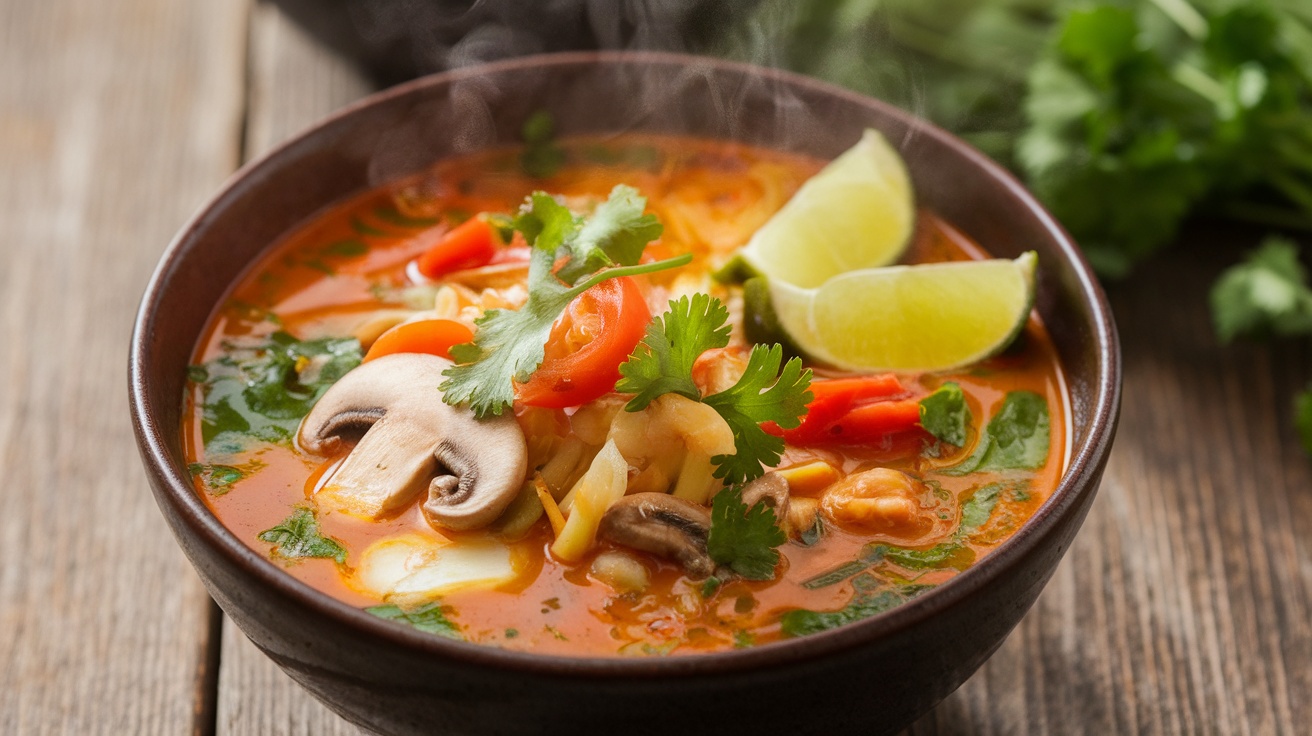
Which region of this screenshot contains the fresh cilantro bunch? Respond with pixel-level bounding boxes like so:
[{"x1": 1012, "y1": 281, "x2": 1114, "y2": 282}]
[
  {"x1": 1211, "y1": 237, "x2": 1312, "y2": 453},
  {"x1": 439, "y1": 185, "x2": 690, "y2": 418},
  {"x1": 618, "y1": 293, "x2": 813, "y2": 485},
  {"x1": 1018, "y1": 1, "x2": 1312, "y2": 276}
]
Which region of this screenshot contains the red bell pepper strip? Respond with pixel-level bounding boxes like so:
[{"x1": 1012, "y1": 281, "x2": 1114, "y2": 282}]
[
  {"x1": 363, "y1": 319, "x2": 475, "y2": 363},
  {"x1": 415, "y1": 217, "x2": 499, "y2": 279},
  {"x1": 764, "y1": 374, "x2": 922, "y2": 446},
  {"x1": 515, "y1": 276, "x2": 651, "y2": 409}
]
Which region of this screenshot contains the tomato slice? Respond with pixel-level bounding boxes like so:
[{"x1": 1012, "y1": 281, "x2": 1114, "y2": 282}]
[
  {"x1": 515, "y1": 276, "x2": 651, "y2": 408},
  {"x1": 363, "y1": 319, "x2": 475, "y2": 363}
]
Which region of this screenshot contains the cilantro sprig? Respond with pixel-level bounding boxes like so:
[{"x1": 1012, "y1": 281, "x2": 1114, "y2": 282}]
[
  {"x1": 618, "y1": 293, "x2": 813, "y2": 485},
  {"x1": 707, "y1": 486, "x2": 787, "y2": 580},
  {"x1": 440, "y1": 186, "x2": 690, "y2": 418}
]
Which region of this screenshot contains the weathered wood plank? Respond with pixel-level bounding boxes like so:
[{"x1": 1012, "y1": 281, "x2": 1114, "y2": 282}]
[
  {"x1": 214, "y1": 3, "x2": 373, "y2": 734},
  {"x1": 906, "y1": 228, "x2": 1312, "y2": 735},
  {"x1": 0, "y1": 0, "x2": 249, "y2": 734}
]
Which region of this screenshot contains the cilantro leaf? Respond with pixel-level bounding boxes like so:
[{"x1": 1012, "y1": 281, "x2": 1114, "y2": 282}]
[
  {"x1": 193, "y1": 331, "x2": 361, "y2": 456},
  {"x1": 1211, "y1": 237, "x2": 1312, "y2": 342},
  {"x1": 872, "y1": 542, "x2": 973, "y2": 571},
  {"x1": 919, "y1": 381, "x2": 971, "y2": 447},
  {"x1": 779, "y1": 585, "x2": 933, "y2": 638},
  {"x1": 617, "y1": 294, "x2": 731, "y2": 410},
  {"x1": 958, "y1": 483, "x2": 1004, "y2": 535},
  {"x1": 706, "y1": 486, "x2": 786, "y2": 580},
  {"x1": 944, "y1": 391, "x2": 1050, "y2": 475},
  {"x1": 704, "y1": 344, "x2": 812, "y2": 485},
  {"x1": 556, "y1": 185, "x2": 663, "y2": 285},
  {"x1": 258, "y1": 507, "x2": 347, "y2": 565},
  {"x1": 366, "y1": 602, "x2": 462, "y2": 640},
  {"x1": 440, "y1": 188, "x2": 688, "y2": 418}
]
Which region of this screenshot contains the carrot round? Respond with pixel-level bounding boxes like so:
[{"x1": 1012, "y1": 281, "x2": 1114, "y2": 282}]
[{"x1": 362, "y1": 319, "x2": 474, "y2": 363}]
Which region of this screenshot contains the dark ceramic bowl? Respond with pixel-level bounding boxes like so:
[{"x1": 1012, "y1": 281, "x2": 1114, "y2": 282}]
[{"x1": 130, "y1": 52, "x2": 1120, "y2": 736}]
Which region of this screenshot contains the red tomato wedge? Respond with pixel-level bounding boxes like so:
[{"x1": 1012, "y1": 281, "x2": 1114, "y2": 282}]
[
  {"x1": 515, "y1": 276, "x2": 651, "y2": 409},
  {"x1": 363, "y1": 319, "x2": 475, "y2": 363},
  {"x1": 415, "y1": 217, "x2": 499, "y2": 279}
]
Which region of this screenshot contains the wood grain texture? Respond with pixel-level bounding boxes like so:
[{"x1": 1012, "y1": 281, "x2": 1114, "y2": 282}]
[
  {"x1": 0, "y1": 0, "x2": 248, "y2": 734},
  {"x1": 905, "y1": 227, "x2": 1312, "y2": 735},
  {"x1": 214, "y1": 3, "x2": 372, "y2": 734}
]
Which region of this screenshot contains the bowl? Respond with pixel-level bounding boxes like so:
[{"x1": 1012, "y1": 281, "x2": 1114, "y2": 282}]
[{"x1": 130, "y1": 51, "x2": 1120, "y2": 736}]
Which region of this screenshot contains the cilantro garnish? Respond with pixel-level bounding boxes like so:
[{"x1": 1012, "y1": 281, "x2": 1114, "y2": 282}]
[
  {"x1": 919, "y1": 381, "x2": 971, "y2": 447},
  {"x1": 618, "y1": 293, "x2": 731, "y2": 408},
  {"x1": 779, "y1": 585, "x2": 934, "y2": 638},
  {"x1": 706, "y1": 486, "x2": 787, "y2": 580},
  {"x1": 618, "y1": 294, "x2": 812, "y2": 484},
  {"x1": 258, "y1": 507, "x2": 347, "y2": 565},
  {"x1": 943, "y1": 391, "x2": 1050, "y2": 475},
  {"x1": 439, "y1": 186, "x2": 691, "y2": 418},
  {"x1": 366, "y1": 602, "x2": 462, "y2": 640},
  {"x1": 192, "y1": 331, "x2": 362, "y2": 456}
]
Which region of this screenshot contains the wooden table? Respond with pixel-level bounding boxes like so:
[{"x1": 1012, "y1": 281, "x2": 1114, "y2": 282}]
[{"x1": 3, "y1": 1, "x2": 1309, "y2": 733}]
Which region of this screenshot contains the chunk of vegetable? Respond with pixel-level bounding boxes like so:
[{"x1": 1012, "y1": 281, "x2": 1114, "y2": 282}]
[
  {"x1": 362, "y1": 319, "x2": 474, "y2": 363},
  {"x1": 416, "y1": 217, "x2": 499, "y2": 279},
  {"x1": 354, "y1": 533, "x2": 519, "y2": 604},
  {"x1": 553, "y1": 440, "x2": 629, "y2": 562},
  {"x1": 515, "y1": 276, "x2": 651, "y2": 408}
]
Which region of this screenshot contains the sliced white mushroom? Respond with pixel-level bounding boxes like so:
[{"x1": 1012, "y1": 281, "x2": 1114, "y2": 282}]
[{"x1": 297, "y1": 353, "x2": 528, "y2": 531}]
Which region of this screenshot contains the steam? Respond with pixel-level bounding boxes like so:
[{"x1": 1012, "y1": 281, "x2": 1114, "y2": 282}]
[{"x1": 293, "y1": 0, "x2": 941, "y2": 184}]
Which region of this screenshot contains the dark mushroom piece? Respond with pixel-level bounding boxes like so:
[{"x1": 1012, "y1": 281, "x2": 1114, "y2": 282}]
[
  {"x1": 741, "y1": 471, "x2": 792, "y2": 533},
  {"x1": 297, "y1": 353, "x2": 527, "y2": 531},
  {"x1": 597, "y1": 493, "x2": 715, "y2": 579}
]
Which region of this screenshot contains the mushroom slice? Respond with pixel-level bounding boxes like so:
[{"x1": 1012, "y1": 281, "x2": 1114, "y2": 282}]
[
  {"x1": 297, "y1": 353, "x2": 527, "y2": 531},
  {"x1": 740, "y1": 471, "x2": 791, "y2": 531},
  {"x1": 598, "y1": 493, "x2": 715, "y2": 580}
]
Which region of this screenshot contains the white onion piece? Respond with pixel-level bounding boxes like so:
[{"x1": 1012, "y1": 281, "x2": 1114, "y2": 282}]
[{"x1": 355, "y1": 533, "x2": 517, "y2": 602}]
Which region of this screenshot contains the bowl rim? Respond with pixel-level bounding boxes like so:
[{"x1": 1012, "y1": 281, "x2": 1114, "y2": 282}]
[{"x1": 130, "y1": 49, "x2": 1121, "y2": 678}]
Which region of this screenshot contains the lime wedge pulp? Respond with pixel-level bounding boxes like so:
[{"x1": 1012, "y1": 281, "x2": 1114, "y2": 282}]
[
  {"x1": 735, "y1": 129, "x2": 914, "y2": 289},
  {"x1": 754, "y1": 252, "x2": 1038, "y2": 372}
]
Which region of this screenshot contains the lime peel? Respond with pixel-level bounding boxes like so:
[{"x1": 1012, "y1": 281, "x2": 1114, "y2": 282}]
[{"x1": 737, "y1": 129, "x2": 914, "y2": 289}]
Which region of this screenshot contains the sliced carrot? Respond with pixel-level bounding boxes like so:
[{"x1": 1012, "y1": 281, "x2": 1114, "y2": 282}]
[{"x1": 362, "y1": 319, "x2": 474, "y2": 363}]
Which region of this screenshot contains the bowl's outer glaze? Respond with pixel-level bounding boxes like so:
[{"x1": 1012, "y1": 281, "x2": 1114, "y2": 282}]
[{"x1": 131, "y1": 52, "x2": 1119, "y2": 736}]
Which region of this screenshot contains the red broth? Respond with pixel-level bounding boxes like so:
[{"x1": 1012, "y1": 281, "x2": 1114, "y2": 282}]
[{"x1": 183, "y1": 134, "x2": 1067, "y2": 656}]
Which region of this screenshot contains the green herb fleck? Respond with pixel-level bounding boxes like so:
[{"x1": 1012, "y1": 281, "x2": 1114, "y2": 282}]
[
  {"x1": 944, "y1": 391, "x2": 1050, "y2": 475},
  {"x1": 258, "y1": 507, "x2": 347, "y2": 565},
  {"x1": 959, "y1": 483, "x2": 1004, "y2": 535},
  {"x1": 733, "y1": 630, "x2": 755, "y2": 649},
  {"x1": 366, "y1": 602, "x2": 462, "y2": 639},
  {"x1": 700, "y1": 576, "x2": 723, "y2": 598},
  {"x1": 919, "y1": 381, "x2": 970, "y2": 447}
]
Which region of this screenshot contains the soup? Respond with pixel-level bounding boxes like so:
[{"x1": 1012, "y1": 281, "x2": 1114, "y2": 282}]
[{"x1": 182, "y1": 132, "x2": 1067, "y2": 656}]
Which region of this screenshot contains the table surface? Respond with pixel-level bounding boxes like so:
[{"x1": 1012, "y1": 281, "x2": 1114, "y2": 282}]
[{"x1": 3, "y1": 1, "x2": 1310, "y2": 734}]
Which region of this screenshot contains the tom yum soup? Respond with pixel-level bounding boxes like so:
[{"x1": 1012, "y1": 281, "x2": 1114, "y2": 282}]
[{"x1": 183, "y1": 128, "x2": 1067, "y2": 656}]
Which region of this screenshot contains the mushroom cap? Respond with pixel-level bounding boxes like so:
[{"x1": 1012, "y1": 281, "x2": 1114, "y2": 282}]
[
  {"x1": 597, "y1": 493, "x2": 715, "y2": 579},
  {"x1": 297, "y1": 353, "x2": 527, "y2": 531}
]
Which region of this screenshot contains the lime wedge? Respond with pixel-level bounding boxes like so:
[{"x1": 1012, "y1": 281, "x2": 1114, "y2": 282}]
[
  {"x1": 752, "y1": 252, "x2": 1038, "y2": 372},
  {"x1": 735, "y1": 129, "x2": 914, "y2": 289}
]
